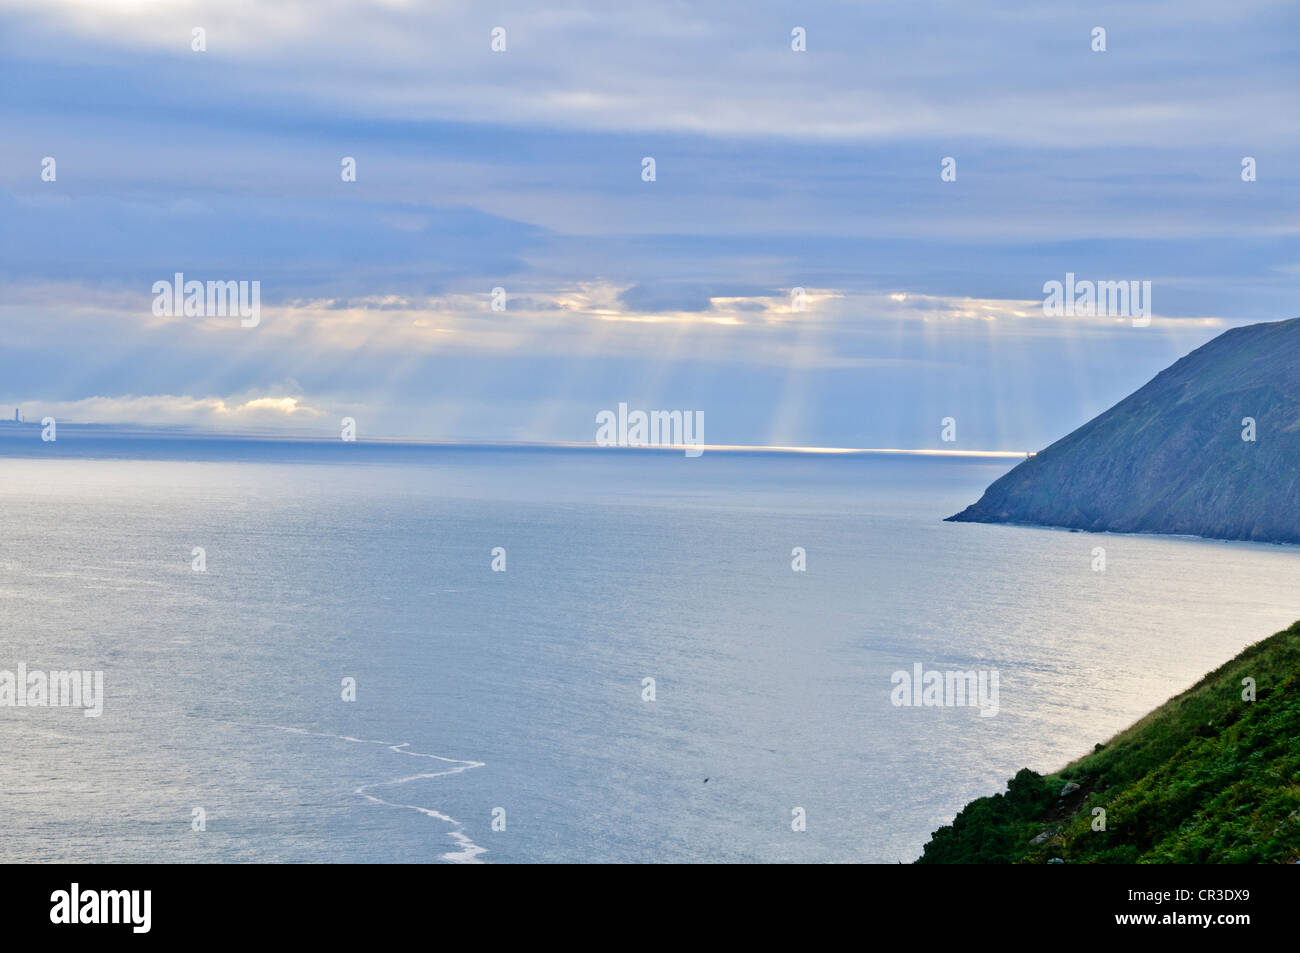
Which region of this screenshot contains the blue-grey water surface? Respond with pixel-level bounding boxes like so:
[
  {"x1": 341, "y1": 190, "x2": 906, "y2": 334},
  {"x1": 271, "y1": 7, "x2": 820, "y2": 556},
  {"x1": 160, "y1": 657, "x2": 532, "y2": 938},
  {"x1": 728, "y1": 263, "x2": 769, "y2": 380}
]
[{"x1": 2, "y1": 434, "x2": 1298, "y2": 862}]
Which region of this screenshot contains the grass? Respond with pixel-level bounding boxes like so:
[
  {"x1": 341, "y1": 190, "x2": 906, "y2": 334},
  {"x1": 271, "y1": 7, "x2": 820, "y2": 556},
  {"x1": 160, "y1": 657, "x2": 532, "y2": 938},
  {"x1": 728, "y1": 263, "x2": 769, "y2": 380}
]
[{"x1": 916, "y1": 620, "x2": 1300, "y2": 863}]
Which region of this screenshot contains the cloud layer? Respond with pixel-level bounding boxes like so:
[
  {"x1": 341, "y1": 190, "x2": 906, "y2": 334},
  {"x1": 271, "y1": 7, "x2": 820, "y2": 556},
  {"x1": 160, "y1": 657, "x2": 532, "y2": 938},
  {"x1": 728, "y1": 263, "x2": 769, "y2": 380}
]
[{"x1": 1, "y1": 1, "x2": 1295, "y2": 447}]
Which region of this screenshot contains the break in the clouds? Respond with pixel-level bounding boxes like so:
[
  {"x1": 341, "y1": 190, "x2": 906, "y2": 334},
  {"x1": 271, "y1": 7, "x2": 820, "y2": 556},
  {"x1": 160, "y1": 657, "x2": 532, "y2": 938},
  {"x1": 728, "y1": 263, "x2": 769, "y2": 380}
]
[
  {"x1": 28, "y1": 393, "x2": 325, "y2": 429},
  {"x1": 1, "y1": 0, "x2": 1296, "y2": 447}
]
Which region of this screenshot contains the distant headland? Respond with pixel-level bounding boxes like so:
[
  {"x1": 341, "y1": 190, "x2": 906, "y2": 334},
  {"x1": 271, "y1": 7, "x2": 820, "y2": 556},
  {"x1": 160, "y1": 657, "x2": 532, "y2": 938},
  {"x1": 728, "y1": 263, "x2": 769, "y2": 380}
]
[{"x1": 948, "y1": 316, "x2": 1300, "y2": 545}]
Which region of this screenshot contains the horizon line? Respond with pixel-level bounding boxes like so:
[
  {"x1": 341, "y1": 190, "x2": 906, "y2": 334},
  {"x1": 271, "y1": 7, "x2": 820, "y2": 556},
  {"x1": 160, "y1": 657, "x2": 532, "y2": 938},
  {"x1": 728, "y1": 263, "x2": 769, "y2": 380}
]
[{"x1": 0, "y1": 421, "x2": 1034, "y2": 458}]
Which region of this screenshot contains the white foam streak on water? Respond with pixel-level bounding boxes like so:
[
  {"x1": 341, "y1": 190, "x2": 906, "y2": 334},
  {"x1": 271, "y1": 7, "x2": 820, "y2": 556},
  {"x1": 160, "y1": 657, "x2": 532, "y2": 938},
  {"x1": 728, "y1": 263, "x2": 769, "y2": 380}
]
[{"x1": 262, "y1": 725, "x2": 487, "y2": 863}]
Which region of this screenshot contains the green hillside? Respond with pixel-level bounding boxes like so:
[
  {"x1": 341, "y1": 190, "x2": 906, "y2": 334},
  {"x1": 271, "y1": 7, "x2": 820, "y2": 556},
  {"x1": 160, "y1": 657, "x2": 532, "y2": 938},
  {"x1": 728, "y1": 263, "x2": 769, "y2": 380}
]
[{"x1": 917, "y1": 620, "x2": 1300, "y2": 863}]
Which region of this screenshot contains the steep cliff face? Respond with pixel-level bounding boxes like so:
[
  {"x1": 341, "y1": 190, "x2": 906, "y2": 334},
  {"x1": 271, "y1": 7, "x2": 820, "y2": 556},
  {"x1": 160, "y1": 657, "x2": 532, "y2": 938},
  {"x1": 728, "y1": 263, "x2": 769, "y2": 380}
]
[{"x1": 948, "y1": 316, "x2": 1300, "y2": 544}]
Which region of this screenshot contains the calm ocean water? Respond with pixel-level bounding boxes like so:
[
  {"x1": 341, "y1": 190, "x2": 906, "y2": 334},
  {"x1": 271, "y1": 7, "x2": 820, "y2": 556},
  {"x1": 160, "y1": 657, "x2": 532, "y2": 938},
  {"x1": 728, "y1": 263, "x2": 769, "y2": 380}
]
[{"x1": 2, "y1": 433, "x2": 1298, "y2": 863}]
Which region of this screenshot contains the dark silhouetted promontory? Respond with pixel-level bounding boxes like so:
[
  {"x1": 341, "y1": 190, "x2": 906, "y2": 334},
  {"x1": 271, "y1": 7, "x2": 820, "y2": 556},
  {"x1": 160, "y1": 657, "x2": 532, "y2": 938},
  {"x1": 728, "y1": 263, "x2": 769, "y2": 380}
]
[{"x1": 948, "y1": 316, "x2": 1300, "y2": 544}]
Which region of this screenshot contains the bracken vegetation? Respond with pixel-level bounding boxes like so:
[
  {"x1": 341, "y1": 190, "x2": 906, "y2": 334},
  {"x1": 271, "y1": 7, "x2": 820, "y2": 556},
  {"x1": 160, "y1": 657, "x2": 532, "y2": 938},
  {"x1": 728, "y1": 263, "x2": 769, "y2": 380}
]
[{"x1": 917, "y1": 620, "x2": 1300, "y2": 863}]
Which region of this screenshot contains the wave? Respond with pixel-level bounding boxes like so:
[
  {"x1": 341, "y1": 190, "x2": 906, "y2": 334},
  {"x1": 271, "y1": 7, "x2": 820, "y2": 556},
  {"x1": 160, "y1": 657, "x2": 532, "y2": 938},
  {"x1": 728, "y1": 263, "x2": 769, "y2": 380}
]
[{"x1": 260, "y1": 724, "x2": 487, "y2": 863}]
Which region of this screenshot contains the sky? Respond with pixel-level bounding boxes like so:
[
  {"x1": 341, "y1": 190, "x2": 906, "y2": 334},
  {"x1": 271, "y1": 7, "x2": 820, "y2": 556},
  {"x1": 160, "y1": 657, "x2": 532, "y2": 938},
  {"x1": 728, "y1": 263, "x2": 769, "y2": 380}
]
[{"x1": 1, "y1": 0, "x2": 1296, "y2": 449}]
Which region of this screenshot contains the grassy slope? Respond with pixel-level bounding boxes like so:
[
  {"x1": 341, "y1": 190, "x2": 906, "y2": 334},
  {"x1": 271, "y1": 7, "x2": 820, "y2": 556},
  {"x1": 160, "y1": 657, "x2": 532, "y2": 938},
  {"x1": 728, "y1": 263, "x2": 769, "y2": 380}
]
[{"x1": 917, "y1": 621, "x2": 1300, "y2": 863}]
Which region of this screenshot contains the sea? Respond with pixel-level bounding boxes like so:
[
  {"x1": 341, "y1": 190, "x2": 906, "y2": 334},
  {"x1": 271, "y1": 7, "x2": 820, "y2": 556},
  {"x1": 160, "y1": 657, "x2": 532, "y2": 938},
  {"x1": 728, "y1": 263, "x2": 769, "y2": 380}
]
[{"x1": 2, "y1": 429, "x2": 1298, "y2": 863}]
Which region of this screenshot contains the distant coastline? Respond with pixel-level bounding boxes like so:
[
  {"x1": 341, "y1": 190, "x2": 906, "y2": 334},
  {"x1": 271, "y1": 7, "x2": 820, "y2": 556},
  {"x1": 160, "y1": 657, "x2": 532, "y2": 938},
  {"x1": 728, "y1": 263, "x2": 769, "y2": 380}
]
[{"x1": 0, "y1": 422, "x2": 1033, "y2": 459}]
